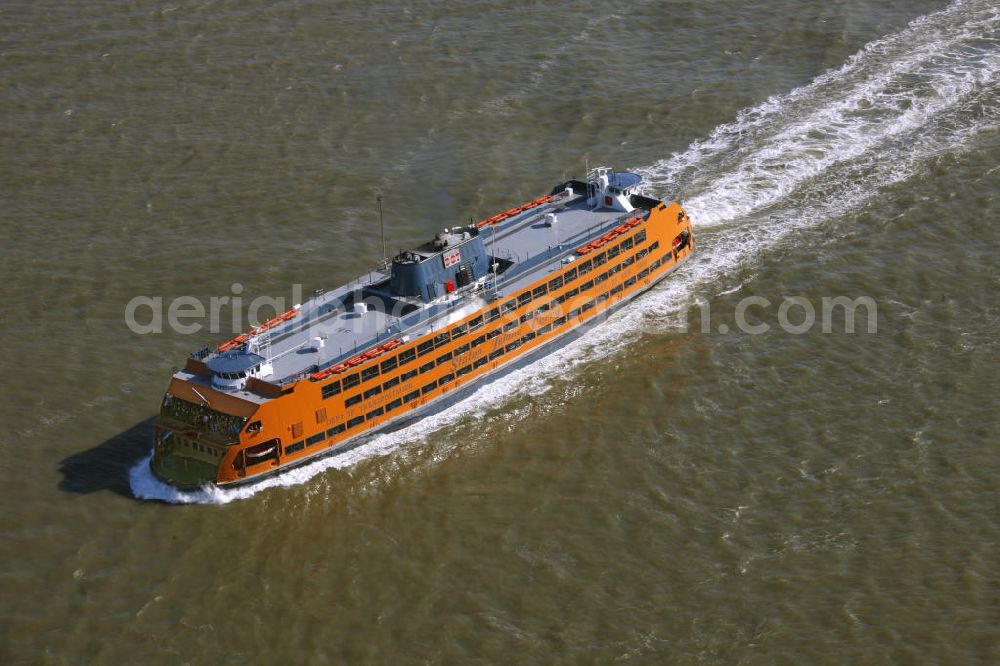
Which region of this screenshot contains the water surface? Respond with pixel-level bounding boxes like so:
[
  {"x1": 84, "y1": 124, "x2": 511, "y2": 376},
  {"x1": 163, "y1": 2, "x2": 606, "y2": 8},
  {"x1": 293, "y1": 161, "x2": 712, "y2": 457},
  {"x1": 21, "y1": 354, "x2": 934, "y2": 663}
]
[{"x1": 2, "y1": 0, "x2": 998, "y2": 662}]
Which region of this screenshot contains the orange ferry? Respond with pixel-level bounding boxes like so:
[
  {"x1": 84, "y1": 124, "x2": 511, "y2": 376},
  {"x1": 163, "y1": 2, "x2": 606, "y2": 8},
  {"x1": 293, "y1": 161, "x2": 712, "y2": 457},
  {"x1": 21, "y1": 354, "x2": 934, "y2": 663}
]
[{"x1": 151, "y1": 168, "x2": 694, "y2": 488}]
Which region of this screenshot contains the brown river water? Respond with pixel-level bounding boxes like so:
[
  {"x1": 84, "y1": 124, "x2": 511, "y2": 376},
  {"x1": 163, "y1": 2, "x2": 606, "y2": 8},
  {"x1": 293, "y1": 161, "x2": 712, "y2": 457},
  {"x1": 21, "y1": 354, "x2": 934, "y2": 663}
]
[{"x1": 2, "y1": 0, "x2": 998, "y2": 662}]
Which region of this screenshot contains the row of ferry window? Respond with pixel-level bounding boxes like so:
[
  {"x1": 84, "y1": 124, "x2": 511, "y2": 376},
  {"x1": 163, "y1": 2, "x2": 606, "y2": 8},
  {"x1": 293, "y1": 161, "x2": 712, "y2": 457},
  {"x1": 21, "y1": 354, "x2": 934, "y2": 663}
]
[
  {"x1": 177, "y1": 436, "x2": 224, "y2": 458},
  {"x1": 335, "y1": 244, "x2": 670, "y2": 411},
  {"x1": 316, "y1": 229, "x2": 653, "y2": 400},
  {"x1": 289, "y1": 249, "x2": 674, "y2": 457}
]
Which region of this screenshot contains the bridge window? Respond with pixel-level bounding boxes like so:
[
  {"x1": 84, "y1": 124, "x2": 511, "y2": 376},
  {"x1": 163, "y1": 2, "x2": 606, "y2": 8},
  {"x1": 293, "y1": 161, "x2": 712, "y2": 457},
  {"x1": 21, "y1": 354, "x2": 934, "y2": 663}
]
[
  {"x1": 450, "y1": 323, "x2": 467, "y2": 339},
  {"x1": 635, "y1": 229, "x2": 647, "y2": 244},
  {"x1": 485, "y1": 308, "x2": 501, "y2": 323},
  {"x1": 380, "y1": 356, "x2": 397, "y2": 373},
  {"x1": 361, "y1": 366, "x2": 379, "y2": 382},
  {"x1": 433, "y1": 332, "x2": 450, "y2": 347},
  {"x1": 468, "y1": 315, "x2": 484, "y2": 331},
  {"x1": 517, "y1": 291, "x2": 532, "y2": 307},
  {"x1": 417, "y1": 340, "x2": 434, "y2": 356},
  {"x1": 564, "y1": 267, "x2": 577, "y2": 282},
  {"x1": 548, "y1": 275, "x2": 563, "y2": 291},
  {"x1": 343, "y1": 373, "x2": 360, "y2": 389}
]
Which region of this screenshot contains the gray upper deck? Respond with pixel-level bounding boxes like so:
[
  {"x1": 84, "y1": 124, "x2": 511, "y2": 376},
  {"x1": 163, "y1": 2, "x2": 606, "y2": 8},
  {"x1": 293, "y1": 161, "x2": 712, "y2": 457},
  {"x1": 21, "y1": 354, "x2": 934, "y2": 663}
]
[{"x1": 176, "y1": 172, "x2": 665, "y2": 403}]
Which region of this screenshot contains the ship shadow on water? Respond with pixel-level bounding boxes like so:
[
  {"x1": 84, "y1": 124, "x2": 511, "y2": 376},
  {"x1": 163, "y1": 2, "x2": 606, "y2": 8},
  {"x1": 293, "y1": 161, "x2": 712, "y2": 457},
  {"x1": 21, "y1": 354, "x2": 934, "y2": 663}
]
[{"x1": 57, "y1": 417, "x2": 155, "y2": 497}]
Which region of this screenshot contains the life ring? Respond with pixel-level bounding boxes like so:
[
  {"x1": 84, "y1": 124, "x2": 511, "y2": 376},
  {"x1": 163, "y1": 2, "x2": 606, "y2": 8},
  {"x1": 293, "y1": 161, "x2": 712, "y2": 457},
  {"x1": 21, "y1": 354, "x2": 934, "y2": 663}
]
[{"x1": 245, "y1": 445, "x2": 276, "y2": 460}]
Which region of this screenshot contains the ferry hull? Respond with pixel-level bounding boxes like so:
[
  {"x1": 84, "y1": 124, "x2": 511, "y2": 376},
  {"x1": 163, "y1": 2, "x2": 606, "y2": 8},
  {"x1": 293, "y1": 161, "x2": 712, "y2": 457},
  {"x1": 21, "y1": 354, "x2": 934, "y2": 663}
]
[{"x1": 149, "y1": 171, "x2": 695, "y2": 490}]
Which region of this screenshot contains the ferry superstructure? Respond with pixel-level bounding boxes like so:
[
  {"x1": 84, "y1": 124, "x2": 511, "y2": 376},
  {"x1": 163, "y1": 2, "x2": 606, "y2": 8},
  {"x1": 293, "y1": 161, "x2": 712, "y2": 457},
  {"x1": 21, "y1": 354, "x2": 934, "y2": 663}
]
[{"x1": 151, "y1": 168, "x2": 694, "y2": 488}]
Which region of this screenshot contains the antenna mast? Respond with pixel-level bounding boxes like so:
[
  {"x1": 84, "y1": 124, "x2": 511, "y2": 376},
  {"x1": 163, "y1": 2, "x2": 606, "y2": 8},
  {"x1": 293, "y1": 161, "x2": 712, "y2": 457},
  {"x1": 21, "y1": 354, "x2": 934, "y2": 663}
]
[
  {"x1": 377, "y1": 195, "x2": 387, "y2": 268},
  {"x1": 491, "y1": 224, "x2": 500, "y2": 299}
]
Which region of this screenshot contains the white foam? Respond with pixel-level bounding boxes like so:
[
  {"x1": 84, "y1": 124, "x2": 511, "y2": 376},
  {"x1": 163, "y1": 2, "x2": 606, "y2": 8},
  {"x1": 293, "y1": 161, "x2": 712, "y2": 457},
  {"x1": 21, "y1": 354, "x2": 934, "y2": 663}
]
[{"x1": 131, "y1": 0, "x2": 999, "y2": 503}]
